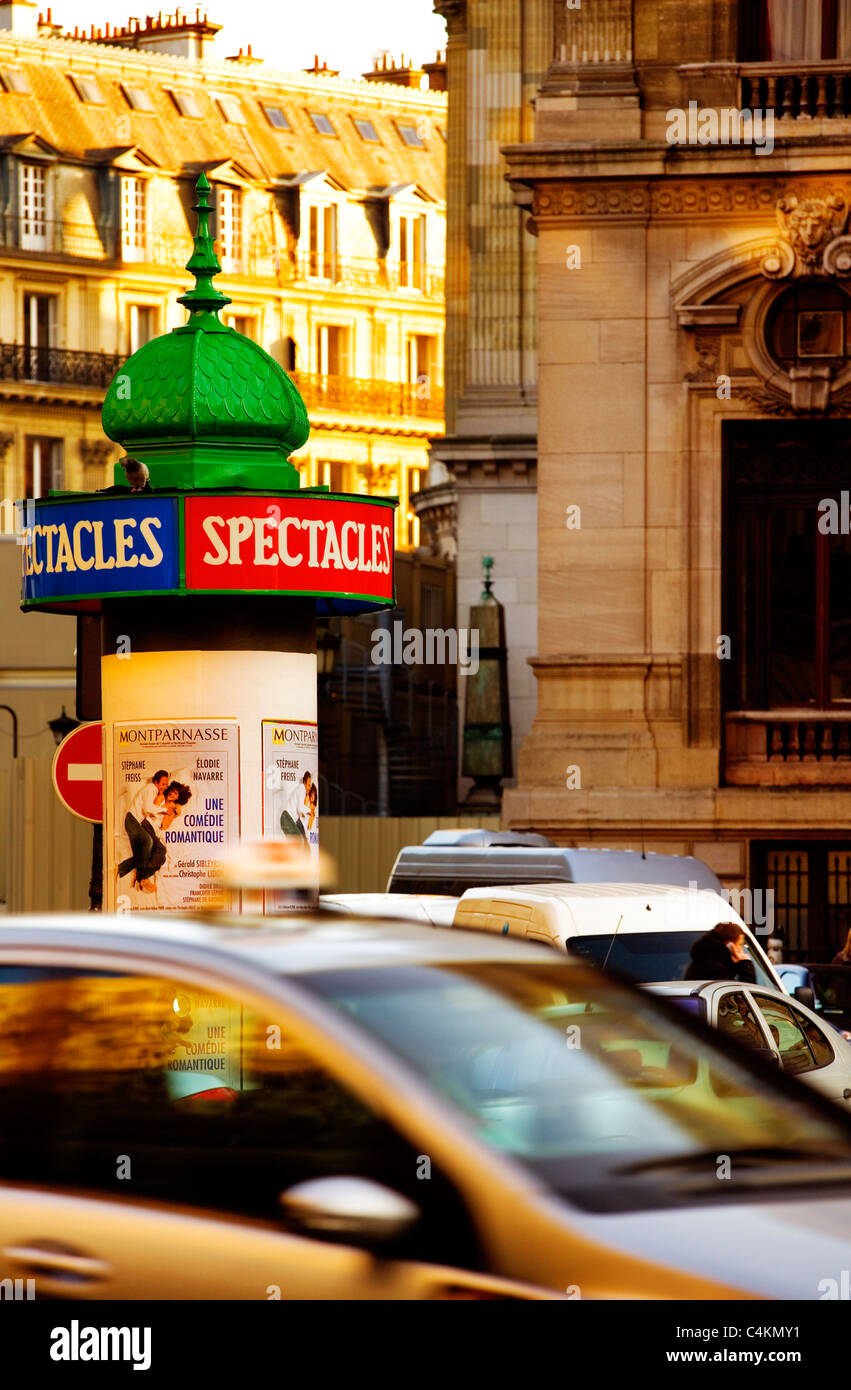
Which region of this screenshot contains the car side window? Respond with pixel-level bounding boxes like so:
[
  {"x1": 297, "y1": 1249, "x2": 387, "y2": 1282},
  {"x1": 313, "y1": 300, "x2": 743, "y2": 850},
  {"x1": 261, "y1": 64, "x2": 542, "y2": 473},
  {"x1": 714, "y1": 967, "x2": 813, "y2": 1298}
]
[
  {"x1": 0, "y1": 967, "x2": 482, "y2": 1269},
  {"x1": 793, "y1": 1009, "x2": 835, "y2": 1069},
  {"x1": 715, "y1": 991, "x2": 767, "y2": 1050},
  {"x1": 751, "y1": 995, "x2": 817, "y2": 1075}
]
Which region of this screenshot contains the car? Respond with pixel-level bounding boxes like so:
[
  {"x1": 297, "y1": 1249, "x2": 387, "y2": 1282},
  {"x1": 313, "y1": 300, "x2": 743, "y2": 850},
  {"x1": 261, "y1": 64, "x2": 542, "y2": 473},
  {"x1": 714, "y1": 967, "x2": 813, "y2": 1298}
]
[
  {"x1": 448, "y1": 881, "x2": 786, "y2": 991},
  {"x1": 387, "y1": 839, "x2": 726, "y2": 897},
  {"x1": 320, "y1": 892, "x2": 458, "y2": 926},
  {"x1": 777, "y1": 962, "x2": 851, "y2": 1036},
  {"x1": 3, "y1": 912, "x2": 851, "y2": 1299},
  {"x1": 646, "y1": 980, "x2": 851, "y2": 1108}
]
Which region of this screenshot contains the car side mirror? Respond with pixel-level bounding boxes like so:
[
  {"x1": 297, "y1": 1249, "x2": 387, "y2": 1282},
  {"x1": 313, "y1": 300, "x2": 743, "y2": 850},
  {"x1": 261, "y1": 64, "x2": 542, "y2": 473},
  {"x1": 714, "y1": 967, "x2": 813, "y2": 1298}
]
[
  {"x1": 278, "y1": 1176, "x2": 420, "y2": 1245},
  {"x1": 794, "y1": 986, "x2": 815, "y2": 1011},
  {"x1": 750, "y1": 1045, "x2": 781, "y2": 1067}
]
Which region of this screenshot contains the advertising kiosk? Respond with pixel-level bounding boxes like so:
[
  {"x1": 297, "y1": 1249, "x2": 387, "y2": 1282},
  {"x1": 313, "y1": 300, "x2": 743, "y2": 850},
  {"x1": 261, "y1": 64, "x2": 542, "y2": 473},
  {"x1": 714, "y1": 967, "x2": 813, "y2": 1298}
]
[{"x1": 20, "y1": 175, "x2": 396, "y2": 914}]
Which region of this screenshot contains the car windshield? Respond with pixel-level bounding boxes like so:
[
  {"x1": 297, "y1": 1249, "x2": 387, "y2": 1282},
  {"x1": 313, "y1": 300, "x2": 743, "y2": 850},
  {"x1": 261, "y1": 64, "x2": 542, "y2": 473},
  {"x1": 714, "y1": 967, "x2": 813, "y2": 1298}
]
[
  {"x1": 568, "y1": 930, "x2": 776, "y2": 987},
  {"x1": 302, "y1": 959, "x2": 851, "y2": 1211}
]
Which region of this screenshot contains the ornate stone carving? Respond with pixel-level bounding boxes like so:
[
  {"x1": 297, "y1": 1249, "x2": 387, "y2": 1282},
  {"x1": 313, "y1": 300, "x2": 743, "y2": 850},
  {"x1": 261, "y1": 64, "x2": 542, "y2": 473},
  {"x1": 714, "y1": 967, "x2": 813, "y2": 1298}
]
[
  {"x1": 761, "y1": 190, "x2": 851, "y2": 278},
  {"x1": 79, "y1": 439, "x2": 113, "y2": 468},
  {"x1": 532, "y1": 183, "x2": 650, "y2": 219},
  {"x1": 684, "y1": 335, "x2": 720, "y2": 382},
  {"x1": 651, "y1": 182, "x2": 777, "y2": 217}
]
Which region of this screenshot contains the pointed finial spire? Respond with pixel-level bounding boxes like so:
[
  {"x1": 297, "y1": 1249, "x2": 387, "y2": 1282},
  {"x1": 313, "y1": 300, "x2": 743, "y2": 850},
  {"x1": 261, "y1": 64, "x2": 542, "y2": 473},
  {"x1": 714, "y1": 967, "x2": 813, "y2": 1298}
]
[
  {"x1": 177, "y1": 173, "x2": 232, "y2": 316},
  {"x1": 481, "y1": 554, "x2": 494, "y2": 601}
]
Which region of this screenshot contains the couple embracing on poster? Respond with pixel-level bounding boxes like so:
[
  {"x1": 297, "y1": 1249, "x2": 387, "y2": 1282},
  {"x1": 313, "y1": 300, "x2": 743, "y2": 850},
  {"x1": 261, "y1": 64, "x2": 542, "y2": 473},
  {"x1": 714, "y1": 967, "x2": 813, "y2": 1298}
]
[
  {"x1": 280, "y1": 769, "x2": 317, "y2": 851},
  {"x1": 118, "y1": 769, "x2": 192, "y2": 894}
]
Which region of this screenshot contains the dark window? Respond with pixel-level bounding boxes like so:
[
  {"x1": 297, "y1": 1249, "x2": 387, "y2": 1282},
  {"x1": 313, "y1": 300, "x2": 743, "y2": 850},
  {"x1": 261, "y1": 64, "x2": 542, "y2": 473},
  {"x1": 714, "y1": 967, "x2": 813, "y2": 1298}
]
[
  {"x1": 724, "y1": 423, "x2": 851, "y2": 710},
  {"x1": 24, "y1": 436, "x2": 62, "y2": 498},
  {"x1": 308, "y1": 111, "x2": 336, "y2": 136},
  {"x1": 397, "y1": 121, "x2": 425, "y2": 147},
  {"x1": 353, "y1": 117, "x2": 380, "y2": 142},
  {"x1": 739, "y1": 1, "x2": 848, "y2": 61},
  {"x1": 262, "y1": 103, "x2": 291, "y2": 131},
  {"x1": 767, "y1": 284, "x2": 851, "y2": 373},
  {"x1": 569, "y1": 931, "x2": 776, "y2": 987},
  {"x1": 69, "y1": 74, "x2": 104, "y2": 104}
]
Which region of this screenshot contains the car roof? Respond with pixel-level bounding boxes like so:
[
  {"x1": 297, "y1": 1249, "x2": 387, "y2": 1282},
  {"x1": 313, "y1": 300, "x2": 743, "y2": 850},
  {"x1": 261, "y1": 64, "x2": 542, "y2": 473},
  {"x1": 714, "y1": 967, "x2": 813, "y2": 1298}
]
[
  {"x1": 454, "y1": 882, "x2": 742, "y2": 934},
  {"x1": 0, "y1": 912, "x2": 561, "y2": 976},
  {"x1": 644, "y1": 981, "x2": 708, "y2": 997}
]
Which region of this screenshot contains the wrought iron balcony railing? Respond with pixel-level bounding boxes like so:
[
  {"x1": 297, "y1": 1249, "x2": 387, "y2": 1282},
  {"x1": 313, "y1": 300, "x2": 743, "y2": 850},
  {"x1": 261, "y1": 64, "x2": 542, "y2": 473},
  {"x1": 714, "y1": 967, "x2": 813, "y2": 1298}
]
[
  {"x1": 0, "y1": 344, "x2": 125, "y2": 388},
  {"x1": 290, "y1": 371, "x2": 444, "y2": 419},
  {"x1": 1, "y1": 217, "x2": 108, "y2": 259}
]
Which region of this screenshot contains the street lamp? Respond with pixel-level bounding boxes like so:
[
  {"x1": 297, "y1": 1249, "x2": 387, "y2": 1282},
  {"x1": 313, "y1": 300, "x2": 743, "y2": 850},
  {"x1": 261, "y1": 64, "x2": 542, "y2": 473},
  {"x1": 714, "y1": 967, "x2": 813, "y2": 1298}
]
[
  {"x1": 316, "y1": 626, "x2": 341, "y2": 681},
  {"x1": 48, "y1": 705, "x2": 80, "y2": 747}
]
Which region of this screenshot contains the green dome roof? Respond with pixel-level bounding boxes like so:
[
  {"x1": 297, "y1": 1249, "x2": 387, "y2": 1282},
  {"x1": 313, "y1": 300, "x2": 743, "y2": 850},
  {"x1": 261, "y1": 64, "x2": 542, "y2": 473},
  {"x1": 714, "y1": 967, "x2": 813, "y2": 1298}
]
[
  {"x1": 101, "y1": 173, "x2": 309, "y2": 491},
  {"x1": 102, "y1": 322, "x2": 310, "y2": 451}
]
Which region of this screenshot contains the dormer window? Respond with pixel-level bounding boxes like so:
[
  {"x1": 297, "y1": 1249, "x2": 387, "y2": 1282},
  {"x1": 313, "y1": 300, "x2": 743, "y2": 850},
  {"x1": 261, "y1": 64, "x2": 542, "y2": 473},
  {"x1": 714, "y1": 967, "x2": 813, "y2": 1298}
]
[
  {"x1": 121, "y1": 84, "x2": 154, "y2": 112},
  {"x1": 121, "y1": 176, "x2": 147, "y2": 262},
  {"x1": 216, "y1": 94, "x2": 246, "y2": 125},
  {"x1": 216, "y1": 186, "x2": 243, "y2": 272},
  {"x1": 19, "y1": 162, "x2": 48, "y2": 251},
  {"x1": 0, "y1": 69, "x2": 30, "y2": 94},
  {"x1": 739, "y1": 1, "x2": 851, "y2": 62},
  {"x1": 262, "y1": 103, "x2": 291, "y2": 130},
  {"x1": 396, "y1": 120, "x2": 425, "y2": 148},
  {"x1": 169, "y1": 89, "x2": 203, "y2": 119},
  {"x1": 307, "y1": 203, "x2": 337, "y2": 280},
  {"x1": 353, "y1": 117, "x2": 380, "y2": 143},
  {"x1": 399, "y1": 212, "x2": 427, "y2": 290},
  {"x1": 308, "y1": 112, "x2": 336, "y2": 136},
  {"x1": 69, "y1": 74, "x2": 105, "y2": 104}
]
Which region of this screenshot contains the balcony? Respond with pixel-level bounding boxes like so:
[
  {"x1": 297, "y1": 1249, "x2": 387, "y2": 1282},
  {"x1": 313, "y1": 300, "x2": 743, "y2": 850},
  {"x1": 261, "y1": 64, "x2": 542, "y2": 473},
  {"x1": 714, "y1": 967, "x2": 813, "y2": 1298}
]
[
  {"x1": 1, "y1": 217, "x2": 108, "y2": 260},
  {"x1": 740, "y1": 61, "x2": 851, "y2": 119},
  {"x1": 292, "y1": 255, "x2": 444, "y2": 299},
  {"x1": 725, "y1": 711, "x2": 851, "y2": 785},
  {"x1": 291, "y1": 371, "x2": 444, "y2": 420},
  {"x1": 0, "y1": 344, "x2": 125, "y2": 389}
]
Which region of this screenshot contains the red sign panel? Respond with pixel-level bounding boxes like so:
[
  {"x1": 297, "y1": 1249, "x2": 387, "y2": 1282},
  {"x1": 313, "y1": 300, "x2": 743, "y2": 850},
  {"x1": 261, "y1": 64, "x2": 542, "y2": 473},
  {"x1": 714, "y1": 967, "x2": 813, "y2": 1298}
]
[
  {"x1": 185, "y1": 495, "x2": 395, "y2": 603},
  {"x1": 52, "y1": 721, "x2": 103, "y2": 823}
]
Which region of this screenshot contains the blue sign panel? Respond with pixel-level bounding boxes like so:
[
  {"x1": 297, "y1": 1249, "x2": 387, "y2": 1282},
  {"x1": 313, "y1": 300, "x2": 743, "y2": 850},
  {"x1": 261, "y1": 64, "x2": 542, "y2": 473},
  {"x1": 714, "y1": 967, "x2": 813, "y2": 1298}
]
[{"x1": 21, "y1": 496, "x2": 179, "y2": 605}]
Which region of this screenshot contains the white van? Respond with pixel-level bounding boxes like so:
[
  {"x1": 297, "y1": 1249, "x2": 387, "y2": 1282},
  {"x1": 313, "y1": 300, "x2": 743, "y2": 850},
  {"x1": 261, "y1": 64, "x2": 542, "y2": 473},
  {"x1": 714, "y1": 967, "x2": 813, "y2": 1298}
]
[{"x1": 450, "y1": 882, "x2": 786, "y2": 991}]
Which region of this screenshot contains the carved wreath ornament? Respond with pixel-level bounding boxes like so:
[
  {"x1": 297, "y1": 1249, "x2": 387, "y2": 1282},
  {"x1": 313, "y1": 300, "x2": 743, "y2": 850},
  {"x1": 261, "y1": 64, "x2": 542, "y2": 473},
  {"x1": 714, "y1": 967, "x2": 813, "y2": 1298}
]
[{"x1": 761, "y1": 192, "x2": 851, "y2": 279}]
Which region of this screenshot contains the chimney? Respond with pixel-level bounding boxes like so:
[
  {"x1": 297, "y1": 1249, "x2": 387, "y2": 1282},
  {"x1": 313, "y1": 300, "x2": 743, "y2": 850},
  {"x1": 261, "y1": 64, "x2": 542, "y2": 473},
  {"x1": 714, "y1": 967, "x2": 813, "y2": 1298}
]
[
  {"x1": 422, "y1": 50, "x2": 447, "y2": 92},
  {"x1": 363, "y1": 53, "x2": 427, "y2": 90},
  {"x1": 226, "y1": 42, "x2": 262, "y2": 65},
  {"x1": 106, "y1": 9, "x2": 222, "y2": 59},
  {"x1": 0, "y1": 1, "x2": 39, "y2": 36},
  {"x1": 37, "y1": 5, "x2": 62, "y2": 36},
  {"x1": 303, "y1": 54, "x2": 340, "y2": 77}
]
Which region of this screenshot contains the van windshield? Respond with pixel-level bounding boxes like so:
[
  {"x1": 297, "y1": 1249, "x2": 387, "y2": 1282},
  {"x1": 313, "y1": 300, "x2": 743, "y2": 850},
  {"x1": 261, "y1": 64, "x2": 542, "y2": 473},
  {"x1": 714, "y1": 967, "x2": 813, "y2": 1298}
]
[{"x1": 568, "y1": 931, "x2": 775, "y2": 987}]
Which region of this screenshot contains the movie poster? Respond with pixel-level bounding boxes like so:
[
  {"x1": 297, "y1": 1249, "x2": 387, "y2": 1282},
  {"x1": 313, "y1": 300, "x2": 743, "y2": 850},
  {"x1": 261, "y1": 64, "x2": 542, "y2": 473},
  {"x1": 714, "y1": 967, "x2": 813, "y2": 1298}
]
[
  {"x1": 112, "y1": 720, "x2": 240, "y2": 912},
  {"x1": 261, "y1": 719, "x2": 319, "y2": 911}
]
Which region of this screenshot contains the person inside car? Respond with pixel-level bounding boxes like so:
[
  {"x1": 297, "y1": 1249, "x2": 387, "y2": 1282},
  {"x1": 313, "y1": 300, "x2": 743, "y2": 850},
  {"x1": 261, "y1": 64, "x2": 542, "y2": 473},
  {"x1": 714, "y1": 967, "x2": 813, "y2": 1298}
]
[{"x1": 684, "y1": 922, "x2": 757, "y2": 983}]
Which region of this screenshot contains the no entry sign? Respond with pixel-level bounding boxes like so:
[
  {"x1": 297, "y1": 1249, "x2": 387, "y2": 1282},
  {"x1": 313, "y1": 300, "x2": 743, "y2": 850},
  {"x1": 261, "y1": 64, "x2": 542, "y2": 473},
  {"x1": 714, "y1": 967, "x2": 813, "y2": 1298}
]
[{"x1": 52, "y1": 721, "x2": 103, "y2": 823}]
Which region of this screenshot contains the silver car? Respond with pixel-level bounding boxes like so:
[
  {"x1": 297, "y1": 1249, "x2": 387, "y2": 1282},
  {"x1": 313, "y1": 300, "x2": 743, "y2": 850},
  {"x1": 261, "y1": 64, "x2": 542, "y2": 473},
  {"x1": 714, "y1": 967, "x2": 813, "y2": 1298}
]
[
  {"x1": 3, "y1": 913, "x2": 851, "y2": 1300},
  {"x1": 647, "y1": 980, "x2": 851, "y2": 1108}
]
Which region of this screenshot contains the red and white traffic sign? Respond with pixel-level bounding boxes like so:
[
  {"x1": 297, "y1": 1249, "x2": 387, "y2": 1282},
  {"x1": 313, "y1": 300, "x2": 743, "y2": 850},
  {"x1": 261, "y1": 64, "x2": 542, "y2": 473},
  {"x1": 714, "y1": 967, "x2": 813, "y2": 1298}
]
[{"x1": 52, "y1": 721, "x2": 103, "y2": 823}]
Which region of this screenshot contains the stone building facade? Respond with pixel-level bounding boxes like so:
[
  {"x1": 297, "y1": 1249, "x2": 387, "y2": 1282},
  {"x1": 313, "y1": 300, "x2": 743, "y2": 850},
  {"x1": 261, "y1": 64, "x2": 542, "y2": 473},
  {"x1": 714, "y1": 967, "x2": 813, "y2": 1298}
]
[
  {"x1": 420, "y1": 0, "x2": 549, "y2": 799},
  {"x1": 495, "y1": 0, "x2": 851, "y2": 955}
]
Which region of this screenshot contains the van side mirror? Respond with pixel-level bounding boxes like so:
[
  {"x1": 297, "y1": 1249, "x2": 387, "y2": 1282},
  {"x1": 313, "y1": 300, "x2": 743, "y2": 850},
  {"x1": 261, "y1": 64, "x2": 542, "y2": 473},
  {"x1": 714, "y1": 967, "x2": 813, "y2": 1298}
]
[{"x1": 794, "y1": 986, "x2": 815, "y2": 1011}]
